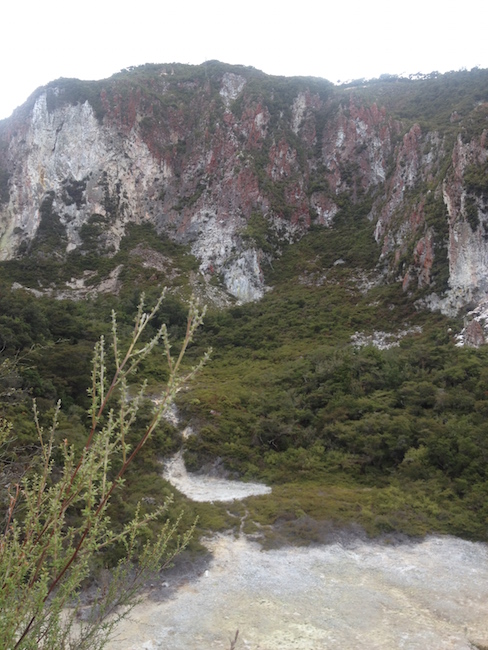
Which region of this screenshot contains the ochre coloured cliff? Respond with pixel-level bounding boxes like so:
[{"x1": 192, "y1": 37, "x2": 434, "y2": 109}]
[{"x1": 1, "y1": 62, "x2": 488, "y2": 322}]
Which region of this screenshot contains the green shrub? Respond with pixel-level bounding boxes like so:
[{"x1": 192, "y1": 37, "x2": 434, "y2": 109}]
[{"x1": 0, "y1": 292, "x2": 208, "y2": 649}]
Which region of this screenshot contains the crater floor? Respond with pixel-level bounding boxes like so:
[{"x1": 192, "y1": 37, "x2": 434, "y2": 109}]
[{"x1": 107, "y1": 533, "x2": 488, "y2": 650}]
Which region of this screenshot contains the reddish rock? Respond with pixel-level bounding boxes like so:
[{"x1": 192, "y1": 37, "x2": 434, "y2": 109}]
[
  {"x1": 1, "y1": 64, "x2": 488, "y2": 313},
  {"x1": 465, "y1": 320, "x2": 486, "y2": 347}
]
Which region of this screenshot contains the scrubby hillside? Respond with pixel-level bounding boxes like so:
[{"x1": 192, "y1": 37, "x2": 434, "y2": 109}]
[{"x1": 1, "y1": 63, "x2": 488, "y2": 546}]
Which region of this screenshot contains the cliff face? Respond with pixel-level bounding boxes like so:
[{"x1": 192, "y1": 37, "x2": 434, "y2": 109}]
[{"x1": 1, "y1": 63, "x2": 488, "y2": 319}]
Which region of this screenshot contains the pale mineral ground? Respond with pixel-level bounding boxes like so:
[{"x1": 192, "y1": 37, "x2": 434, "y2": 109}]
[{"x1": 105, "y1": 454, "x2": 488, "y2": 650}]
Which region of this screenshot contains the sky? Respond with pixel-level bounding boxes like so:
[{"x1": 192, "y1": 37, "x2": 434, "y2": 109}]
[{"x1": 1, "y1": 0, "x2": 487, "y2": 120}]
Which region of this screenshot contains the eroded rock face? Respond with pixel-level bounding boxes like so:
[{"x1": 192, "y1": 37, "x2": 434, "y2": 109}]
[
  {"x1": 1, "y1": 64, "x2": 488, "y2": 316},
  {"x1": 0, "y1": 93, "x2": 162, "y2": 258},
  {"x1": 444, "y1": 134, "x2": 488, "y2": 305}
]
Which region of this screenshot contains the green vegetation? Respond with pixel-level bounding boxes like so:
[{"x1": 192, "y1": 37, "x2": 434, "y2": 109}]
[
  {"x1": 3, "y1": 203, "x2": 486, "y2": 549},
  {"x1": 423, "y1": 191, "x2": 450, "y2": 290},
  {"x1": 0, "y1": 166, "x2": 9, "y2": 204},
  {"x1": 0, "y1": 293, "x2": 208, "y2": 649},
  {"x1": 240, "y1": 212, "x2": 278, "y2": 254},
  {"x1": 153, "y1": 218, "x2": 488, "y2": 544},
  {"x1": 32, "y1": 192, "x2": 67, "y2": 255},
  {"x1": 2, "y1": 63, "x2": 488, "y2": 566},
  {"x1": 465, "y1": 161, "x2": 488, "y2": 198},
  {"x1": 231, "y1": 71, "x2": 332, "y2": 123},
  {"x1": 179, "y1": 275, "x2": 488, "y2": 541},
  {"x1": 44, "y1": 78, "x2": 107, "y2": 121},
  {"x1": 340, "y1": 68, "x2": 488, "y2": 135},
  {"x1": 0, "y1": 223, "x2": 198, "y2": 291},
  {"x1": 62, "y1": 177, "x2": 87, "y2": 208},
  {"x1": 465, "y1": 196, "x2": 480, "y2": 232}
]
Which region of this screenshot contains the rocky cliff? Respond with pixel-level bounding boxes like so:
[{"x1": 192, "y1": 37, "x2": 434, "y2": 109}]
[{"x1": 1, "y1": 63, "x2": 488, "y2": 325}]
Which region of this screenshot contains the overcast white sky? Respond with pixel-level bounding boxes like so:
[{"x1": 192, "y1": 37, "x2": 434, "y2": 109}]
[{"x1": 1, "y1": 0, "x2": 487, "y2": 120}]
